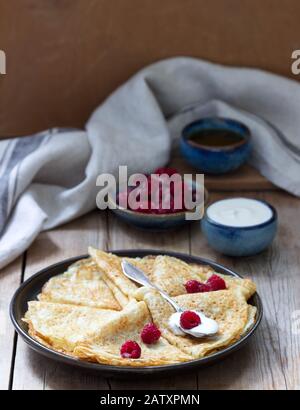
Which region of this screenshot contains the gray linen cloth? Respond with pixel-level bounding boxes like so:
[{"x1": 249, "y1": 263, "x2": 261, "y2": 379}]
[{"x1": 1, "y1": 57, "x2": 300, "y2": 269}]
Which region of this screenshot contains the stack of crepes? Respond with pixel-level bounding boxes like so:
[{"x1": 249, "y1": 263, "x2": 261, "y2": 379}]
[{"x1": 23, "y1": 247, "x2": 257, "y2": 367}]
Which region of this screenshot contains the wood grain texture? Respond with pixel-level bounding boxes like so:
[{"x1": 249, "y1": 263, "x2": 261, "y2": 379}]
[
  {"x1": 204, "y1": 165, "x2": 277, "y2": 192},
  {"x1": 268, "y1": 192, "x2": 300, "y2": 390},
  {"x1": 171, "y1": 152, "x2": 277, "y2": 192},
  {"x1": 0, "y1": 258, "x2": 23, "y2": 390},
  {"x1": 1, "y1": 0, "x2": 300, "y2": 136},
  {"x1": 6, "y1": 192, "x2": 300, "y2": 390}
]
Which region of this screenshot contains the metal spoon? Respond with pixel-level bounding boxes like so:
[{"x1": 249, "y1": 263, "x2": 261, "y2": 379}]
[
  {"x1": 121, "y1": 260, "x2": 183, "y2": 313},
  {"x1": 121, "y1": 260, "x2": 219, "y2": 338}
]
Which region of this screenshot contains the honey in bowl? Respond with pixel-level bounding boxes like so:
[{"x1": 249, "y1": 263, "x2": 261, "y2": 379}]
[
  {"x1": 189, "y1": 129, "x2": 245, "y2": 148},
  {"x1": 180, "y1": 118, "x2": 252, "y2": 174}
]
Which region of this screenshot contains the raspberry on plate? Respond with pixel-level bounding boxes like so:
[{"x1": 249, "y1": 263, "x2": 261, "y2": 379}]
[
  {"x1": 117, "y1": 191, "x2": 128, "y2": 208},
  {"x1": 185, "y1": 280, "x2": 201, "y2": 293},
  {"x1": 197, "y1": 283, "x2": 211, "y2": 293},
  {"x1": 141, "y1": 323, "x2": 161, "y2": 344},
  {"x1": 206, "y1": 274, "x2": 227, "y2": 291},
  {"x1": 180, "y1": 311, "x2": 201, "y2": 329},
  {"x1": 120, "y1": 340, "x2": 141, "y2": 359},
  {"x1": 185, "y1": 280, "x2": 211, "y2": 293}
]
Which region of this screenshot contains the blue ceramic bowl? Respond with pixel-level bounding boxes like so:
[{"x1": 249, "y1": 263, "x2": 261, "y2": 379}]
[
  {"x1": 108, "y1": 182, "x2": 208, "y2": 232},
  {"x1": 201, "y1": 200, "x2": 277, "y2": 256},
  {"x1": 180, "y1": 117, "x2": 251, "y2": 174}
]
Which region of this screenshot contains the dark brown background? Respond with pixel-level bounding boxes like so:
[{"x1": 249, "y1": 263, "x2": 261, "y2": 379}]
[{"x1": 1, "y1": 0, "x2": 300, "y2": 138}]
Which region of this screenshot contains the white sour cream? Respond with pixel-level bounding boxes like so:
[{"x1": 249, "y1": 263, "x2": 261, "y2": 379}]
[
  {"x1": 206, "y1": 198, "x2": 273, "y2": 228},
  {"x1": 168, "y1": 311, "x2": 219, "y2": 338}
]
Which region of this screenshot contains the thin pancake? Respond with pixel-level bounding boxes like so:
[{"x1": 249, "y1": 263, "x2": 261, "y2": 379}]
[
  {"x1": 125, "y1": 255, "x2": 156, "y2": 280},
  {"x1": 99, "y1": 256, "x2": 156, "y2": 308},
  {"x1": 243, "y1": 305, "x2": 257, "y2": 335},
  {"x1": 74, "y1": 300, "x2": 191, "y2": 366},
  {"x1": 154, "y1": 257, "x2": 256, "y2": 299},
  {"x1": 66, "y1": 258, "x2": 103, "y2": 280},
  {"x1": 89, "y1": 247, "x2": 138, "y2": 297},
  {"x1": 23, "y1": 301, "x2": 120, "y2": 353},
  {"x1": 39, "y1": 258, "x2": 121, "y2": 310},
  {"x1": 135, "y1": 287, "x2": 249, "y2": 358},
  {"x1": 100, "y1": 272, "x2": 130, "y2": 308},
  {"x1": 193, "y1": 268, "x2": 257, "y2": 300},
  {"x1": 151, "y1": 255, "x2": 213, "y2": 296},
  {"x1": 23, "y1": 248, "x2": 257, "y2": 367}
]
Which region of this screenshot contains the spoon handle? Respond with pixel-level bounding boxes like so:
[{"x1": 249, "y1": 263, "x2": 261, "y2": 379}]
[{"x1": 121, "y1": 260, "x2": 182, "y2": 313}]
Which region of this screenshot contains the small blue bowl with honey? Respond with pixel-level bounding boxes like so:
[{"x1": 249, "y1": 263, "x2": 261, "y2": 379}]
[{"x1": 180, "y1": 117, "x2": 251, "y2": 174}]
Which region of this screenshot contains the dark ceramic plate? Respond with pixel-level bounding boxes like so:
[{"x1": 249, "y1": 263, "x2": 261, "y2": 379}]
[{"x1": 10, "y1": 250, "x2": 262, "y2": 377}]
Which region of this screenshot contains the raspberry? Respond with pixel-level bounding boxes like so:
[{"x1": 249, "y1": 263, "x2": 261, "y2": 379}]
[
  {"x1": 120, "y1": 340, "x2": 141, "y2": 359},
  {"x1": 185, "y1": 280, "x2": 201, "y2": 293},
  {"x1": 154, "y1": 167, "x2": 178, "y2": 176},
  {"x1": 197, "y1": 283, "x2": 211, "y2": 293},
  {"x1": 180, "y1": 311, "x2": 201, "y2": 329},
  {"x1": 135, "y1": 200, "x2": 151, "y2": 213},
  {"x1": 117, "y1": 191, "x2": 128, "y2": 208},
  {"x1": 185, "y1": 280, "x2": 211, "y2": 293},
  {"x1": 206, "y1": 274, "x2": 227, "y2": 291},
  {"x1": 141, "y1": 323, "x2": 161, "y2": 344},
  {"x1": 121, "y1": 167, "x2": 200, "y2": 215}
]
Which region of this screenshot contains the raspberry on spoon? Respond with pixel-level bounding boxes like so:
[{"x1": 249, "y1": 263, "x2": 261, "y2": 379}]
[
  {"x1": 180, "y1": 311, "x2": 201, "y2": 329},
  {"x1": 141, "y1": 323, "x2": 161, "y2": 344},
  {"x1": 206, "y1": 274, "x2": 227, "y2": 291},
  {"x1": 120, "y1": 340, "x2": 141, "y2": 359}
]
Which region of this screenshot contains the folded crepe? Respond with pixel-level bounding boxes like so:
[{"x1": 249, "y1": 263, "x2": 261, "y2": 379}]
[
  {"x1": 150, "y1": 255, "x2": 215, "y2": 296},
  {"x1": 88, "y1": 247, "x2": 138, "y2": 301},
  {"x1": 135, "y1": 287, "x2": 252, "y2": 358},
  {"x1": 88, "y1": 247, "x2": 157, "y2": 305},
  {"x1": 145, "y1": 255, "x2": 256, "y2": 299},
  {"x1": 23, "y1": 301, "x2": 120, "y2": 354},
  {"x1": 89, "y1": 249, "x2": 256, "y2": 300},
  {"x1": 74, "y1": 300, "x2": 192, "y2": 366},
  {"x1": 23, "y1": 248, "x2": 258, "y2": 366},
  {"x1": 39, "y1": 258, "x2": 121, "y2": 310},
  {"x1": 190, "y1": 265, "x2": 257, "y2": 300}
]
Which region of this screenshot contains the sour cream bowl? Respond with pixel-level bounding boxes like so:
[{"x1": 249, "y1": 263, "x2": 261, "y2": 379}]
[{"x1": 201, "y1": 198, "x2": 278, "y2": 256}]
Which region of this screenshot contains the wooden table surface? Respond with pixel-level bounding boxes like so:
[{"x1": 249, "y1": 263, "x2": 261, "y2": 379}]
[{"x1": 1, "y1": 190, "x2": 299, "y2": 390}]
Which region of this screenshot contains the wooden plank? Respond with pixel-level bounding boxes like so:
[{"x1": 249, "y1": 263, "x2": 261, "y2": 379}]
[
  {"x1": 171, "y1": 152, "x2": 277, "y2": 192},
  {"x1": 267, "y1": 191, "x2": 300, "y2": 390},
  {"x1": 190, "y1": 191, "x2": 299, "y2": 389},
  {"x1": 12, "y1": 211, "x2": 110, "y2": 390},
  {"x1": 204, "y1": 165, "x2": 277, "y2": 192},
  {"x1": 107, "y1": 212, "x2": 198, "y2": 389},
  {"x1": 0, "y1": 258, "x2": 23, "y2": 390}
]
